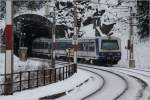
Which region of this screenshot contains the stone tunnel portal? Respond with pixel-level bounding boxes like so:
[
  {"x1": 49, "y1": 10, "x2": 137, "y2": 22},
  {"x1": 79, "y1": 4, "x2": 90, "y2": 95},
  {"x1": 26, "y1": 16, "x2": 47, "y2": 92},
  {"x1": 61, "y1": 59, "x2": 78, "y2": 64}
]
[{"x1": 13, "y1": 14, "x2": 66, "y2": 56}]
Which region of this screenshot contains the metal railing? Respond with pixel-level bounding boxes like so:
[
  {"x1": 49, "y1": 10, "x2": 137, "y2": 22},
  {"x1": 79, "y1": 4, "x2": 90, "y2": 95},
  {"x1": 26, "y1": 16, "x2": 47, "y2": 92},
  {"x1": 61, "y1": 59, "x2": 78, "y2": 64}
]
[{"x1": 0, "y1": 64, "x2": 77, "y2": 95}]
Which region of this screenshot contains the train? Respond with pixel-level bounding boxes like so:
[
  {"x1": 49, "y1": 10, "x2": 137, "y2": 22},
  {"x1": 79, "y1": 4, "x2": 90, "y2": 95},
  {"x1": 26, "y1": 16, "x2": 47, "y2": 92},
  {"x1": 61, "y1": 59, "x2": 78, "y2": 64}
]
[{"x1": 31, "y1": 36, "x2": 121, "y2": 65}]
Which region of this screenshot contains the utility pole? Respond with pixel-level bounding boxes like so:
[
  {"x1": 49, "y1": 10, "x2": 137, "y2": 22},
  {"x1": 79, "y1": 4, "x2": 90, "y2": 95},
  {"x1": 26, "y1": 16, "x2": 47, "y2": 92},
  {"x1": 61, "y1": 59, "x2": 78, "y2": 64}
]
[
  {"x1": 5, "y1": 0, "x2": 13, "y2": 95},
  {"x1": 149, "y1": 0, "x2": 150, "y2": 35},
  {"x1": 51, "y1": 6, "x2": 56, "y2": 68},
  {"x1": 129, "y1": 7, "x2": 135, "y2": 68},
  {"x1": 45, "y1": 1, "x2": 56, "y2": 68},
  {"x1": 73, "y1": 0, "x2": 78, "y2": 68}
]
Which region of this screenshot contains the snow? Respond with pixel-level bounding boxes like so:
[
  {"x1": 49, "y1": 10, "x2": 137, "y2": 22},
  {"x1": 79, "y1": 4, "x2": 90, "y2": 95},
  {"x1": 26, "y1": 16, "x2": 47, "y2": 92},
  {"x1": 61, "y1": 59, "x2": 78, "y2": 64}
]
[
  {"x1": 0, "y1": 20, "x2": 5, "y2": 29},
  {"x1": 56, "y1": 70, "x2": 103, "y2": 100},
  {"x1": 1, "y1": 0, "x2": 149, "y2": 69},
  {"x1": 111, "y1": 67, "x2": 150, "y2": 100},
  {"x1": 117, "y1": 73, "x2": 143, "y2": 100},
  {"x1": 80, "y1": 67, "x2": 127, "y2": 100},
  {"x1": 134, "y1": 39, "x2": 150, "y2": 69},
  {"x1": 0, "y1": 67, "x2": 102, "y2": 100},
  {"x1": 0, "y1": 19, "x2": 5, "y2": 46},
  {"x1": 79, "y1": 64, "x2": 150, "y2": 100},
  {"x1": 0, "y1": 54, "x2": 103, "y2": 100},
  {"x1": 14, "y1": 6, "x2": 47, "y2": 19},
  {"x1": 0, "y1": 53, "x2": 5, "y2": 74},
  {"x1": 80, "y1": 24, "x2": 95, "y2": 38},
  {"x1": 0, "y1": 53, "x2": 49, "y2": 73},
  {"x1": 0, "y1": 0, "x2": 150, "y2": 99},
  {"x1": 112, "y1": 67, "x2": 150, "y2": 86}
]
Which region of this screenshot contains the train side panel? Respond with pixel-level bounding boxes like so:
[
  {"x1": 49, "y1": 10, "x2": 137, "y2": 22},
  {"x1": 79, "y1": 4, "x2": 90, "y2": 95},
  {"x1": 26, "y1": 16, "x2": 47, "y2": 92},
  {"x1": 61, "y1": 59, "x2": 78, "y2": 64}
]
[
  {"x1": 31, "y1": 36, "x2": 121, "y2": 65},
  {"x1": 77, "y1": 38, "x2": 97, "y2": 61}
]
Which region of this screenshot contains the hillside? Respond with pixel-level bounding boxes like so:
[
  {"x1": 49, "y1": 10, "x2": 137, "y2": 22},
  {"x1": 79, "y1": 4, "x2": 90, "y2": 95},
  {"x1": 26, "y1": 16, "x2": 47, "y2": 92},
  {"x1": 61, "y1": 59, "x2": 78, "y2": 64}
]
[{"x1": 0, "y1": 0, "x2": 150, "y2": 68}]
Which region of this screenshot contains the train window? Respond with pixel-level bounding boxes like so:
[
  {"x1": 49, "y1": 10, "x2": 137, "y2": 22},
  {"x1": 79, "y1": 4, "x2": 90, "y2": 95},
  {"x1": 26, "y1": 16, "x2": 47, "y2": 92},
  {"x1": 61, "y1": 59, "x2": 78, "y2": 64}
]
[
  {"x1": 78, "y1": 43, "x2": 84, "y2": 51},
  {"x1": 38, "y1": 42, "x2": 42, "y2": 49},
  {"x1": 81, "y1": 42, "x2": 87, "y2": 51},
  {"x1": 33, "y1": 42, "x2": 42, "y2": 49},
  {"x1": 49, "y1": 43, "x2": 52, "y2": 49},
  {"x1": 79, "y1": 42, "x2": 93, "y2": 51},
  {"x1": 35, "y1": 42, "x2": 39, "y2": 48},
  {"x1": 101, "y1": 40, "x2": 119, "y2": 50},
  {"x1": 66, "y1": 42, "x2": 72, "y2": 48},
  {"x1": 32, "y1": 41, "x2": 50, "y2": 49},
  {"x1": 89, "y1": 42, "x2": 95, "y2": 51},
  {"x1": 81, "y1": 42, "x2": 95, "y2": 51},
  {"x1": 56, "y1": 42, "x2": 59, "y2": 49},
  {"x1": 85, "y1": 43, "x2": 88, "y2": 51},
  {"x1": 43, "y1": 42, "x2": 48, "y2": 49},
  {"x1": 32, "y1": 42, "x2": 36, "y2": 48},
  {"x1": 57, "y1": 42, "x2": 66, "y2": 50}
]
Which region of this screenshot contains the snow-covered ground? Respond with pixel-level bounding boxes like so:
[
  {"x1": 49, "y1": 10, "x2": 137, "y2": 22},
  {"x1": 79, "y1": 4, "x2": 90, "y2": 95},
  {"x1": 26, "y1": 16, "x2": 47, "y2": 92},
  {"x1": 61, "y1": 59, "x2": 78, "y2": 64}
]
[
  {"x1": 0, "y1": 53, "x2": 50, "y2": 74},
  {"x1": 0, "y1": 0, "x2": 150, "y2": 99},
  {"x1": 1, "y1": 59, "x2": 150, "y2": 100},
  {"x1": 79, "y1": 66, "x2": 127, "y2": 100},
  {"x1": 0, "y1": 65, "x2": 102, "y2": 100}
]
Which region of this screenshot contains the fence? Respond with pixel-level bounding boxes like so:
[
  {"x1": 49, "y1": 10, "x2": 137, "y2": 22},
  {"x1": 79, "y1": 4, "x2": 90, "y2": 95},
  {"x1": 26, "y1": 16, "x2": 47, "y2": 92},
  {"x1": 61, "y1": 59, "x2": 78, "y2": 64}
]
[{"x1": 0, "y1": 64, "x2": 77, "y2": 95}]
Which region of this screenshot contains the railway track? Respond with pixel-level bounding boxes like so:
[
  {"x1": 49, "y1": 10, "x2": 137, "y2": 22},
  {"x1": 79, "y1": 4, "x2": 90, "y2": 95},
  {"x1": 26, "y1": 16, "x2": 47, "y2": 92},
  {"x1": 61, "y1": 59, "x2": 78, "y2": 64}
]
[
  {"x1": 55, "y1": 62, "x2": 106, "y2": 100},
  {"x1": 104, "y1": 67, "x2": 149, "y2": 100},
  {"x1": 78, "y1": 62, "x2": 150, "y2": 77},
  {"x1": 56, "y1": 61, "x2": 129, "y2": 100},
  {"x1": 76, "y1": 67, "x2": 105, "y2": 100},
  {"x1": 114, "y1": 66, "x2": 150, "y2": 73},
  {"x1": 112, "y1": 67, "x2": 150, "y2": 77},
  {"x1": 28, "y1": 58, "x2": 150, "y2": 78},
  {"x1": 79, "y1": 64, "x2": 149, "y2": 100},
  {"x1": 78, "y1": 65, "x2": 129, "y2": 100},
  {"x1": 79, "y1": 64, "x2": 150, "y2": 100},
  {"x1": 29, "y1": 59, "x2": 149, "y2": 100}
]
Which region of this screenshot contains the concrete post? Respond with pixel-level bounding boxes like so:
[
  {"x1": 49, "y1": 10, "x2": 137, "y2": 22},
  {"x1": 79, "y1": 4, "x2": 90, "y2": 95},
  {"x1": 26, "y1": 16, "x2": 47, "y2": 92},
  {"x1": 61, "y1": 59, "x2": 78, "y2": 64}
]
[
  {"x1": 51, "y1": 7, "x2": 56, "y2": 68},
  {"x1": 18, "y1": 47, "x2": 28, "y2": 61},
  {"x1": 129, "y1": 7, "x2": 135, "y2": 68},
  {"x1": 73, "y1": 0, "x2": 78, "y2": 68}
]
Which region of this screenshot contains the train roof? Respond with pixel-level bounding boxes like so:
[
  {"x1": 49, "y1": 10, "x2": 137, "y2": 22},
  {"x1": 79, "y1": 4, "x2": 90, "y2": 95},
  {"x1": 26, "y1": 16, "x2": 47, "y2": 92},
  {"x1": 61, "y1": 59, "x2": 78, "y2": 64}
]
[
  {"x1": 98, "y1": 36, "x2": 121, "y2": 40},
  {"x1": 33, "y1": 36, "x2": 121, "y2": 42}
]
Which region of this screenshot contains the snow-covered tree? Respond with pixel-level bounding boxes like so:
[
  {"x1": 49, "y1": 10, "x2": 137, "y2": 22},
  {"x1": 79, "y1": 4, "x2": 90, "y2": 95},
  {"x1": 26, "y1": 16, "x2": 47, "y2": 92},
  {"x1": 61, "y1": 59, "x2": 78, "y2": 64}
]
[{"x1": 137, "y1": 0, "x2": 149, "y2": 39}]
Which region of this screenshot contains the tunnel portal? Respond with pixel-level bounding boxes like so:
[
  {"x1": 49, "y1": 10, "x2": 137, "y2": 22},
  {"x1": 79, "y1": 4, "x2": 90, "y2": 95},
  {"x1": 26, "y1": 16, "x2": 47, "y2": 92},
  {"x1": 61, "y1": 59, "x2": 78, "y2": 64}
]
[{"x1": 13, "y1": 14, "x2": 66, "y2": 56}]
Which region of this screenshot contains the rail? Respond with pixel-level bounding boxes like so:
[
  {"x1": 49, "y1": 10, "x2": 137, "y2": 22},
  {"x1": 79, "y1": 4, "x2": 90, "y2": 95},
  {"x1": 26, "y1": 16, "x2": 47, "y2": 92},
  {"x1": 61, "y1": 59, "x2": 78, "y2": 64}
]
[{"x1": 0, "y1": 64, "x2": 77, "y2": 95}]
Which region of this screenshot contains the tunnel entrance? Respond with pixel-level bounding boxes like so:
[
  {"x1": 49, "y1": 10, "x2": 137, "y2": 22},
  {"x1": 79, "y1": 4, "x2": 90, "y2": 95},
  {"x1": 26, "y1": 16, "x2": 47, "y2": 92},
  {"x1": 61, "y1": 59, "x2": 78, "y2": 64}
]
[{"x1": 13, "y1": 14, "x2": 66, "y2": 56}]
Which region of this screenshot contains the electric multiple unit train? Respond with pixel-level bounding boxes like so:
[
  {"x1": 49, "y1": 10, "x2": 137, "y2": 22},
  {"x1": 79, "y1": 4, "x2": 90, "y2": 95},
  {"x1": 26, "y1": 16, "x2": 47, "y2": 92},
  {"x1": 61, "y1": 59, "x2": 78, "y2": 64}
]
[{"x1": 31, "y1": 36, "x2": 121, "y2": 65}]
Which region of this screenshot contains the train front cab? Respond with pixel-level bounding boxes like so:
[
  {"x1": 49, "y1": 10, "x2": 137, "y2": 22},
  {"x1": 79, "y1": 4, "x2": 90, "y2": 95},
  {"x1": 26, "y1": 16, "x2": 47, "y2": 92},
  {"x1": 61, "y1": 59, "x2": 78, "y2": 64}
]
[{"x1": 96, "y1": 37, "x2": 121, "y2": 65}]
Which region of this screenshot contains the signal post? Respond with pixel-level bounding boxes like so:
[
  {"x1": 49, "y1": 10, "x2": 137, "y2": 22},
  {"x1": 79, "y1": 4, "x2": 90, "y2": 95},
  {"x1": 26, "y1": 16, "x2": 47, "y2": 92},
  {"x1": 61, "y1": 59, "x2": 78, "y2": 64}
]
[
  {"x1": 73, "y1": 0, "x2": 78, "y2": 69},
  {"x1": 4, "y1": 0, "x2": 13, "y2": 95},
  {"x1": 129, "y1": 7, "x2": 135, "y2": 68}
]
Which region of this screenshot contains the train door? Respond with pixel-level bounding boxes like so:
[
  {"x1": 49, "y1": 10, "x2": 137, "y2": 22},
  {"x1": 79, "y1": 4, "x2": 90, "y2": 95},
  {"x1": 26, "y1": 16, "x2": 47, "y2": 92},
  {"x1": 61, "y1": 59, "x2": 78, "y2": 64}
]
[
  {"x1": 83, "y1": 41, "x2": 89, "y2": 58},
  {"x1": 95, "y1": 38, "x2": 100, "y2": 55},
  {"x1": 78, "y1": 41, "x2": 88, "y2": 59},
  {"x1": 82, "y1": 40, "x2": 92, "y2": 60}
]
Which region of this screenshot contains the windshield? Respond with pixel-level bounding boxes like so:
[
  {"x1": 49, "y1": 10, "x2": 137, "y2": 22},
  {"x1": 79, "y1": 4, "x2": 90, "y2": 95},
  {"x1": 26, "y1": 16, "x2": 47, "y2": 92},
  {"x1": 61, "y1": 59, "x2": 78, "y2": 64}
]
[{"x1": 101, "y1": 40, "x2": 119, "y2": 50}]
